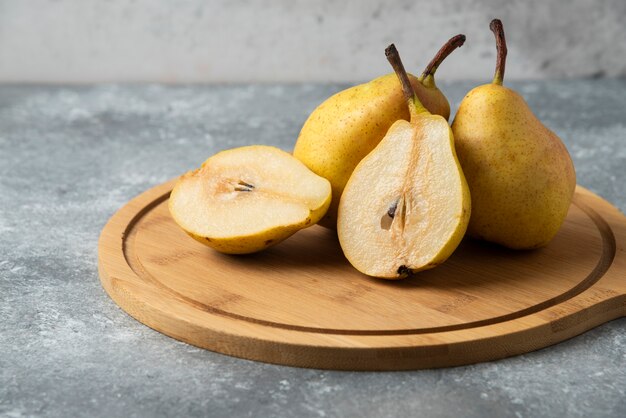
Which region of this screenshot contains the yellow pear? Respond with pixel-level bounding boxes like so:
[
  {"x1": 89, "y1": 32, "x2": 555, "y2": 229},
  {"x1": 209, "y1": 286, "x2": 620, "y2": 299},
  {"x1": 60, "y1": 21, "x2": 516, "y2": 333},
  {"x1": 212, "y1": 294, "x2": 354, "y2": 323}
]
[
  {"x1": 294, "y1": 35, "x2": 466, "y2": 229},
  {"x1": 337, "y1": 45, "x2": 471, "y2": 279},
  {"x1": 451, "y1": 19, "x2": 576, "y2": 249},
  {"x1": 169, "y1": 146, "x2": 331, "y2": 254}
]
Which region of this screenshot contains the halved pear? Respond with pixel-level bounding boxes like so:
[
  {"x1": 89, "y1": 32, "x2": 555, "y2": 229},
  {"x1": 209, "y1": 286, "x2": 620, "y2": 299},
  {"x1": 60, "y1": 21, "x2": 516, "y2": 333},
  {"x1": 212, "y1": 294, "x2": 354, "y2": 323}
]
[
  {"x1": 337, "y1": 45, "x2": 470, "y2": 279},
  {"x1": 169, "y1": 145, "x2": 331, "y2": 254}
]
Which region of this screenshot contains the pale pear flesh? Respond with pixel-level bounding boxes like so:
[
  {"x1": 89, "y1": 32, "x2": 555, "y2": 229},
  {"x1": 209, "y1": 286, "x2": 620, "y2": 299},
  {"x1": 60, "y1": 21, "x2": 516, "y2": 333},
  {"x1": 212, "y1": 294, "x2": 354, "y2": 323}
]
[
  {"x1": 337, "y1": 115, "x2": 471, "y2": 279},
  {"x1": 169, "y1": 146, "x2": 332, "y2": 254},
  {"x1": 293, "y1": 73, "x2": 449, "y2": 229},
  {"x1": 452, "y1": 84, "x2": 576, "y2": 249}
]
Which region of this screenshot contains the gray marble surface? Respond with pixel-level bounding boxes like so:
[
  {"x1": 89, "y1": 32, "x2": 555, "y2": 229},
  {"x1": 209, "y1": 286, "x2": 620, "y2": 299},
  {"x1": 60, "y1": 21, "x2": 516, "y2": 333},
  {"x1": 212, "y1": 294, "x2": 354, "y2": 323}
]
[{"x1": 1, "y1": 81, "x2": 625, "y2": 417}]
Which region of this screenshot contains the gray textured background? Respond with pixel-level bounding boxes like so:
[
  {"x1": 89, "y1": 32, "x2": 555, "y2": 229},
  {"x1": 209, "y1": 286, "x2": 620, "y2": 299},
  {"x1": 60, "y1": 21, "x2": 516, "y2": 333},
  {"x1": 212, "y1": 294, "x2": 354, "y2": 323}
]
[
  {"x1": 0, "y1": 81, "x2": 625, "y2": 417},
  {"x1": 0, "y1": 0, "x2": 625, "y2": 83}
]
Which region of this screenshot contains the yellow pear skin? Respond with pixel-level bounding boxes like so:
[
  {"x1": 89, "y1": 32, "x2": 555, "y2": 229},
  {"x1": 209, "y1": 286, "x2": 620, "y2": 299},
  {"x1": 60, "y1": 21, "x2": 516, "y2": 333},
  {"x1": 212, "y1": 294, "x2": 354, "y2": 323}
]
[
  {"x1": 451, "y1": 20, "x2": 576, "y2": 249},
  {"x1": 294, "y1": 35, "x2": 465, "y2": 229}
]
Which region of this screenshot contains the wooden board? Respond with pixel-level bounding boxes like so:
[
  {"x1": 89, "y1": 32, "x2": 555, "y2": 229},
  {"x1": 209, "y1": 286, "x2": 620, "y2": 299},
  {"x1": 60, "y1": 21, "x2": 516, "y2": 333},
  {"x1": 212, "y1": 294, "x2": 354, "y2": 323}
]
[{"x1": 98, "y1": 180, "x2": 626, "y2": 370}]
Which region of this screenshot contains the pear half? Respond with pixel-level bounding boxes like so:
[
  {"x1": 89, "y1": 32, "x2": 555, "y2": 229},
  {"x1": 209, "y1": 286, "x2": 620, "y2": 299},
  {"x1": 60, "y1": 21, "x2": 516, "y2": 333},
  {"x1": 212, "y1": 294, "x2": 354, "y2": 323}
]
[
  {"x1": 337, "y1": 45, "x2": 470, "y2": 279},
  {"x1": 169, "y1": 146, "x2": 331, "y2": 254}
]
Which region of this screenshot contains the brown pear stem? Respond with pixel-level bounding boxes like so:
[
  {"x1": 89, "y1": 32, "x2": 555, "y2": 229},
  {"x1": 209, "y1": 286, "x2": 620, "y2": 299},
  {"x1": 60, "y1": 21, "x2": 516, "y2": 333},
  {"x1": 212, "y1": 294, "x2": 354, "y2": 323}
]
[
  {"x1": 490, "y1": 19, "x2": 507, "y2": 85},
  {"x1": 385, "y1": 44, "x2": 427, "y2": 119},
  {"x1": 421, "y1": 34, "x2": 466, "y2": 79}
]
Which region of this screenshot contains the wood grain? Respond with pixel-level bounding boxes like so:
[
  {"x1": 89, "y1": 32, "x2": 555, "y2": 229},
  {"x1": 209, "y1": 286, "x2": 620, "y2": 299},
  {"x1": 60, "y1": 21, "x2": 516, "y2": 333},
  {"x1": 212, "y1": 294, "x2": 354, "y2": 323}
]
[{"x1": 98, "y1": 180, "x2": 626, "y2": 370}]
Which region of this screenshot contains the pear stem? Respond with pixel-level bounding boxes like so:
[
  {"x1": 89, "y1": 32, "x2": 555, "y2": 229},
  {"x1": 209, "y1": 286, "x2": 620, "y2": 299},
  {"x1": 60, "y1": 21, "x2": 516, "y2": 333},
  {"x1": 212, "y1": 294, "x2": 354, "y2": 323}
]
[
  {"x1": 385, "y1": 44, "x2": 427, "y2": 120},
  {"x1": 420, "y1": 34, "x2": 466, "y2": 79},
  {"x1": 490, "y1": 19, "x2": 507, "y2": 85}
]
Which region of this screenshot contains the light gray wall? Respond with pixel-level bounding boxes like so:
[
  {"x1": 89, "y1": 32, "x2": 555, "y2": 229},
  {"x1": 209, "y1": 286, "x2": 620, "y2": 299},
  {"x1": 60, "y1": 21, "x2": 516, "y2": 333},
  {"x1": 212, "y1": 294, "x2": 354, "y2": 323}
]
[{"x1": 0, "y1": 0, "x2": 624, "y2": 83}]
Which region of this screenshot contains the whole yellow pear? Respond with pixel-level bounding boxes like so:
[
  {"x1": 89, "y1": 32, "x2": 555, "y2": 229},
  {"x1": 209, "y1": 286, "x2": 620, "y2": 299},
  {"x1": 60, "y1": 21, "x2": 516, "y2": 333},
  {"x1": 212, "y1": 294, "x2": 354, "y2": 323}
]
[
  {"x1": 452, "y1": 20, "x2": 576, "y2": 249},
  {"x1": 294, "y1": 35, "x2": 465, "y2": 228}
]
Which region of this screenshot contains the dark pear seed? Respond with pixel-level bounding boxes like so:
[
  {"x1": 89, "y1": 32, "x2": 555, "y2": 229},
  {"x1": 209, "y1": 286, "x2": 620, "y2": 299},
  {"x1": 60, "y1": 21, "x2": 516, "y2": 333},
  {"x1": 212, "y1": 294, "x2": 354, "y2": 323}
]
[
  {"x1": 381, "y1": 198, "x2": 400, "y2": 230},
  {"x1": 387, "y1": 199, "x2": 399, "y2": 218},
  {"x1": 234, "y1": 180, "x2": 255, "y2": 192},
  {"x1": 238, "y1": 181, "x2": 255, "y2": 189}
]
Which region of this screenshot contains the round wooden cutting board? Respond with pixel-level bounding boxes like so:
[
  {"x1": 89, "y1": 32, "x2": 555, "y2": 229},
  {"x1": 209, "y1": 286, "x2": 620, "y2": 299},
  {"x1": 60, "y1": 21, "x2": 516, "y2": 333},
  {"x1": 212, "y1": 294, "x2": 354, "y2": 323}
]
[{"x1": 98, "y1": 180, "x2": 626, "y2": 370}]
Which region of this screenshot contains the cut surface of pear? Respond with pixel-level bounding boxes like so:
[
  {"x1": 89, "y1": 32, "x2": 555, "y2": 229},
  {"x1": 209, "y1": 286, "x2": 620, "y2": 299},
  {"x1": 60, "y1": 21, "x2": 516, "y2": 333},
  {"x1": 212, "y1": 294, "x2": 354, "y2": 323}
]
[
  {"x1": 169, "y1": 146, "x2": 331, "y2": 254},
  {"x1": 337, "y1": 45, "x2": 470, "y2": 279}
]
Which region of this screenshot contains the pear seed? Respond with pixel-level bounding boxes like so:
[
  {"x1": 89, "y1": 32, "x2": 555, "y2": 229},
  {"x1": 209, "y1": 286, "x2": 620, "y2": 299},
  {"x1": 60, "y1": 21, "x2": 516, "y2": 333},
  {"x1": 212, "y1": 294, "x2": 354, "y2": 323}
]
[
  {"x1": 234, "y1": 180, "x2": 255, "y2": 192},
  {"x1": 387, "y1": 199, "x2": 399, "y2": 218}
]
